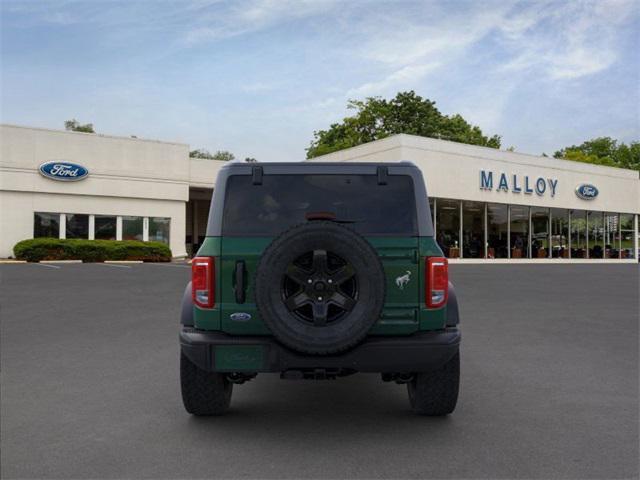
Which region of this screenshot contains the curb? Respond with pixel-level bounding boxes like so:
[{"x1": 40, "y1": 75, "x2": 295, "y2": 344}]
[
  {"x1": 0, "y1": 259, "x2": 27, "y2": 264},
  {"x1": 40, "y1": 260, "x2": 82, "y2": 264}
]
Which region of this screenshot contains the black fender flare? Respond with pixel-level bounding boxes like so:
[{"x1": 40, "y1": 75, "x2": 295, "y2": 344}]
[
  {"x1": 181, "y1": 282, "x2": 194, "y2": 326},
  {"x1": 446, "y1": 281, "x2": 460, "y2": 326}
]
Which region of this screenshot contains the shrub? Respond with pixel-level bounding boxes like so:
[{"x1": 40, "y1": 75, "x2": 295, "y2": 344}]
[{"x1": 13, "y1": 238, "x2": 172, "y2": 262}]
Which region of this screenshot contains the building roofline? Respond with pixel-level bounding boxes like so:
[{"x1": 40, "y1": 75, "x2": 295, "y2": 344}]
[
  {"x1": 312, "y1": 133, "x2": 638, "y2": 180},
  {"x1": 0, "y1": 123, "x2": 189, "y2": 147}
]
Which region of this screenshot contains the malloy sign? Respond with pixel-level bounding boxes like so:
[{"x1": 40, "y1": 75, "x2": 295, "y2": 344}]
[{"x1": 480, "y1": 170, "x2": 558, "y2": 197}]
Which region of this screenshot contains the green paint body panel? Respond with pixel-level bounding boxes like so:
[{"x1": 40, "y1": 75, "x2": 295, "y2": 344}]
[
  {"x1": 215, "y1": 345, "x2": 264, "y2": 371},
  {"x1": 193, "y1": 235, "x2": 448, "y2": 334}
]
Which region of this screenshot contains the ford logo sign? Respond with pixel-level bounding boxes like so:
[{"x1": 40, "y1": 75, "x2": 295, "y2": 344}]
[
  {"x1": 39, "y1": 161, "x2": 89, "y2": 182},
  {"x1": 575, "y1": 184, "x2": 598, "y2": 200},
  {"x1": 230, "y1": 312, "x2": 252, "y2": 322}
]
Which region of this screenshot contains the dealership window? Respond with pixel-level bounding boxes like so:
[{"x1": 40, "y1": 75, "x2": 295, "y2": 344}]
[
  {"x1": 122, "y1": 216, "x2": 143, "y2": 241},
  {"x1": 436, "y1": 199, "x2": 460, "y2": 258},
  {"x1": 571, "y1": 210, "x2": 587, "y2": 258},
  {"x1": 149, "y1": 217, "x2": 170, "y2": 244},
  {"x1": 551, "y1": 209, "x2": 570, "y2": 258},
  {"x1": 34, "y1": 212, "x2": 60, "y2": 238},
  {"x1": 462, "y1": 201, "x2": 484, "y2": 258},
  {"x1": 620, "y1": 214, "x2": 635, "y2": 259},
  {"x1": 487, "y1": 203, "x2": 508, "y2": 259},
  {"x1": 95, "y1": 215, "x2": 117, "y2": 240},
  {"x1": 531, "y1": 207, "x2": 550, "y2": 259},
  {"x1": 603, "y1": 213, "x2": 619, "y2": 258},
  {"x1": 65, "y1": 214, "x2": 89, "y2": 239},
  {"x1": 588, "y1": 211, "x2": 604, "y2": 258},
  {"x1": 509, "y1": 205, "x2": 529, "y2": 259}
]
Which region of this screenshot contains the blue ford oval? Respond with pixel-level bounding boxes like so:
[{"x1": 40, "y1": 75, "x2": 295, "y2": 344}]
[
  {"x1": 39, "y1": 161, "x2": 89, "y2": 182},
  {"x1": 575, "y1": 183, "x2": 598, "y2": 200}
]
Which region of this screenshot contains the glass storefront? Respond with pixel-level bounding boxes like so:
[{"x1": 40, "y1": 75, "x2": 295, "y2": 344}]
[
  {"x1": 462, "y1": 201, "x2": 484, "y2": 258},
  {"x1": 604, "y1": 213, "x2": 619, "y2": 258},
  {"x1": 509, "y1": 205, "x2": 529, "y2": 259},
  {"x1": 436, "y1": 199, "x2": 460, "y2": 258},
  {"x1": 531, "y1": 207, "x2": 550, "y2": 259},
  {"x1": 122, "y1": 216, "x2": 143, "y2": 241},
  {"x1": 588, "y1": 211, "x2": 604, "y2": 258},
  {"x1": 620, "y1": 214, "x2": 636, "y2": 259},
  {"x1": 95, "y1": 215, "x2": 117, "y2": 240},
  {"x1": 66, "y1": 214, "x2": 89, "y2": 239},
  {"x1": 571, "y1": 210, "x2": 587, "y2": 258},
  {"x1": 427, "y1": 199, "x2": 637, "y2": 261},
  {"x1": 487, "y1": 203, "x2": 508, "y2": 259},
  {"x1": 149, "y1": 217, "x2": 170, "y2": 244},
  {"x1": 34, "y1": 212, "x2": 59, "y2": 238},
  {"x1": 551, "y1": 209, "x2": 569, "y2": 258}
]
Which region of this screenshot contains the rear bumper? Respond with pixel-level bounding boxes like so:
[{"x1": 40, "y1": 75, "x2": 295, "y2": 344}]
[{"x1": 180, "y1": 327, "x2": 461, "y2": 373}]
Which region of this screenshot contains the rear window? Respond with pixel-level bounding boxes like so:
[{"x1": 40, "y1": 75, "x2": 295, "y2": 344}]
[{"x1": 222, "y1": 174, "x2": 417, "y2": 236}]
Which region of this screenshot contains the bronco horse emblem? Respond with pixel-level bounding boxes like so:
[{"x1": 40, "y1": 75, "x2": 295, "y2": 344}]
[{"x1": 395, "y1": 271, "x2": 412, "y2": 290}]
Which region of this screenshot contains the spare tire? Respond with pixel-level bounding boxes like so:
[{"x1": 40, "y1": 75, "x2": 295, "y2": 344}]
[{"x1": 255, "y1": 221, "x2": 385, "y2": 355}]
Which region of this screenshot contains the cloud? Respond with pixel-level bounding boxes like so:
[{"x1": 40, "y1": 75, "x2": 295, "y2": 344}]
[
  {"x1": 347, "y1": 63, "x2": 440, "y2": 97},
  {"x1": 499, "y1": 0, "x2": 637, "y2": 79}
]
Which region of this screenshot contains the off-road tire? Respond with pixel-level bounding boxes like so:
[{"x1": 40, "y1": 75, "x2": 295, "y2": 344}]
[
  {"x1": 407, "y1": 351, "x2": 459, "y2": 416},
  {"x1": 255, "y1": 221, "x2": 386, "y2": 355},
  {"x1": 180, "y1": 352, "x2": 233, "y2": 415}
]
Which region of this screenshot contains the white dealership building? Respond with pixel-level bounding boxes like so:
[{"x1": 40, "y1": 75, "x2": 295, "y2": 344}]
[{"x1": 1, "y1": 124, "x2": 638, "y2": 261}]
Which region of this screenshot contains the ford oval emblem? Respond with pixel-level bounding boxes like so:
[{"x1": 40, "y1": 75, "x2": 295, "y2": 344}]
[
  {"x1": 230, "y1": 312, "x2": 252, "y2": 322},
  {"x1": 39, "y1": 161, "x2": 89, "y2": 182},
  {"x1": 575, "y1": 184, "x2": 598, "y2": 200}
]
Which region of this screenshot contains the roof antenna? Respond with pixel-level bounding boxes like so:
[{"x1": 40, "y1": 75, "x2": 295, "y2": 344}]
[
  {"x1": 252, "y1": 166, "x2": 263, "y2": 185},
  {"x1": 377, "y1": 166, "x2": 388, "y2": 185}
]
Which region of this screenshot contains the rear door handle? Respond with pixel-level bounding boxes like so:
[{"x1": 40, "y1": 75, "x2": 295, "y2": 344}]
[{"x1": 234, "y1": 261, "x2": 246, "y2": 304}]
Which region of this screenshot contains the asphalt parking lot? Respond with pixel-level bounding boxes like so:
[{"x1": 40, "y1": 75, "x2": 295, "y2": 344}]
[{"x1": 1, "y1": 263, "x2": 638, "y2": 479}]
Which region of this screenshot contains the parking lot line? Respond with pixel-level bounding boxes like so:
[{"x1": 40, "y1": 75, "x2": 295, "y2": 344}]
[
  {"x1": 35, "y1": 263, "x2": 61, "y2": 269},
  {"x1": 96, "y1": 263, "x2": 131, "y2": 269}
]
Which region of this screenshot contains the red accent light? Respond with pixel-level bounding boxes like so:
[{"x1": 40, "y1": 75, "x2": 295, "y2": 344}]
[
  {"x1": 192, "y1": 257, "x2": 215, "y2": 308},
  {"x1": 426, "y1": 257, "x2": 448, "y2": 308}
]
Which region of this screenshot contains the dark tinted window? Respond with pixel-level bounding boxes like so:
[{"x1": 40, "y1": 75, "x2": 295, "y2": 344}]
[
  {"x1": 66, "y1": 214, "x2": 89, "y2": 239},
  {"x1": 95, "y1": 215, "x2": 117, "y2": 240},
  {"x1": 222, "y1": 174, "x2": 417, "y2": 236},
  {"x1": 34, "y1": 212, "x2": 59, "y2": 238}
]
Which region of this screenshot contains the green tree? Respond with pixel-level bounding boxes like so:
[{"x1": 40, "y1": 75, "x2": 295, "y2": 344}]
[
  {"x1": 244, "y1": 157, "x2": 258, "y2": 163},
  {"x1": 554, "y1": 137, "x2": 640, "y2": 171},
  {"x1": 306, "y1": 91, "x2": 501, "y2": 158},
  {"x1": 64, "y1": 119, "x2": 94, "y2": 133},
  {"x1": 189, "y1": 149, "x2": 236, "y2": 161}
]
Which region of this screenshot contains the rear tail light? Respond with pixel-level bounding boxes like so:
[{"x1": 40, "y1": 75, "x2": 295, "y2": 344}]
[
  {"x1": 426, "y1": 257, "x2": 448, "y2": 308},
  {"x1": 192, "y1": 256, "x2": 215, "y2": 308}
]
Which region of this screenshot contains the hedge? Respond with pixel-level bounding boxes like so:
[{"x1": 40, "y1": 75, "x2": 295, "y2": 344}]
[{"x1": 13, "y1": 238, "x2": 172, "y2": 262}]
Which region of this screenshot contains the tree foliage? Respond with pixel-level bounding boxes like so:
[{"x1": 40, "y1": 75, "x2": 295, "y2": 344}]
[
  {"x1": 189, "y1": 149, "x2": 236, "y2": 161},
  {"x1": 554, "y1": 137, "x2": 640, "y2": 172},
  {"x1": 306, "y1": 91, "x2": 501, "y2": 158},
  {"x1": 64, "y1": 119, "x2": 95, "y2": 133}
]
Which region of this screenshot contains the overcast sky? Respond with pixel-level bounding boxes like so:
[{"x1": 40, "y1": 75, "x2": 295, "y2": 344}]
[{"x1": 2, "y1": 0, "x2": 639, "y2": 161}]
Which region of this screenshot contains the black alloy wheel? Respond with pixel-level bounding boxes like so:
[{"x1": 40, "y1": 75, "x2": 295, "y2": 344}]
[{"x1": 282, "y1": 249, "x2": 357, "y2": 326}]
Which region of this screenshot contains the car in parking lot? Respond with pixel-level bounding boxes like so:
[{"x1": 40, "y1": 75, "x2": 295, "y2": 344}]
[{"x1": 180, "y1": 162, "x2": 461, "y2": 416}]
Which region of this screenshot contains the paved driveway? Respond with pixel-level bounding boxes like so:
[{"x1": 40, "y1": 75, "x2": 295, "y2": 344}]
[{"x1": 1, "y1": 263, "x2": 638, "y2": 479}]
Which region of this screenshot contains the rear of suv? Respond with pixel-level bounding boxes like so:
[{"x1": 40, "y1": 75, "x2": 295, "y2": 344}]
[{"x1": 180, "y1": 162, "x2": 461, "y2": 415}]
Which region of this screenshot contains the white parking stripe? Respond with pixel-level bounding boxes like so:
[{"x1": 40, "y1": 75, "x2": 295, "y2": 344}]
[
  {"x1": 36, "y1": 263, "x2": 61, "y2": 269},
  {"x1": 148, "y1": 263, "x2": 191, "y2": 268},
  {"x1": 96, "y1": 263, "x2": 131, "y2": 269}
]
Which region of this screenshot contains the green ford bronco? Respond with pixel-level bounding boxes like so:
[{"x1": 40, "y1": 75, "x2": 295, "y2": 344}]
[{"x1": 180, "y1": 162, "x2": 460, "y2": 416}]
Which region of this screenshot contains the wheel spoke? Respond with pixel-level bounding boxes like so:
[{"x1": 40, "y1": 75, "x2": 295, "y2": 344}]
[
  {"x1": 312, "y1": 249, "x2": 328, "y2": 274},
  {"x1": 330, "y1": 292, "x2": 356, "y2": 311},
  {"x1": 284, "y1": 292, "x2": 311, "y2": 311},
  {"x1": 330, "y1": 264, "x2": 355, "y2": 285},
  {"x1": 312, "y1": 302, "x2": 328, "y2": 326},
  {"x1": 286, "y1": 264, "x2": 310, "y2": 285}
]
